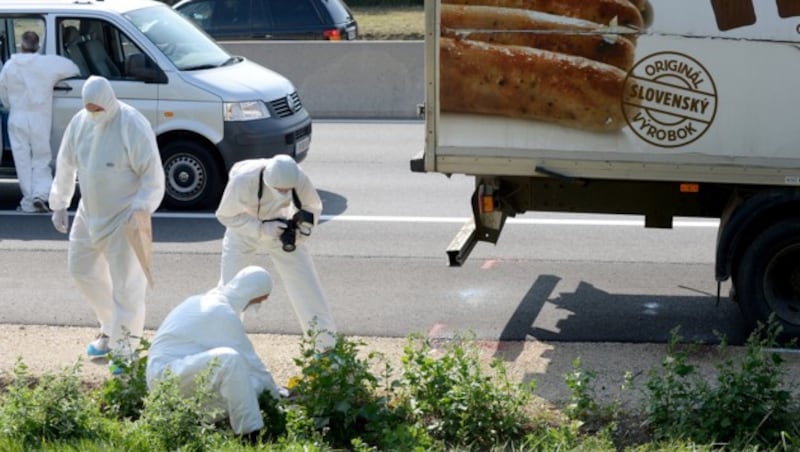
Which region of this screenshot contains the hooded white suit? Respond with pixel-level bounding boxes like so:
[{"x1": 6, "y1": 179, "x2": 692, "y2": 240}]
[
  {"x1": 147, "y1": 266, "x2": 281, "y2": 435},
  {"x1": 0, "y1": 52, "x2": 79, "y2": 212},
  {"x1": 50, "y1": 76, "x2": 165, "y2": 356},
  {"x1": 215, "y1": 156, "x2": 336, "y2": 349}
]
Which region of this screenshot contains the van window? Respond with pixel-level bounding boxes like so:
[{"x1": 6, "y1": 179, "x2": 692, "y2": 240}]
[
  {"x1": 0, "y1": 16, "x2": 45, "y2": 62},
  {"x1": 56, "y1": 17, "x2": 165, "y2": 83},
  {"x1": 57, "y1": 18, "x2": 127, "y2": 79},
  {"x1": 125, "y1": 5, "x2": 231, "y2": 70}
]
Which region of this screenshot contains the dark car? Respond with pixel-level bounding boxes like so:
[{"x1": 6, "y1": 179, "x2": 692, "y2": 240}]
[{"x1": 173, "y1": 0, "x2": 358, "y2": 41}]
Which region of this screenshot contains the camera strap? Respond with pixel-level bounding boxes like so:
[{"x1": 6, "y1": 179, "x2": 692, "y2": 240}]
[{"x1": 257, "y1": 166, "x2": 301, "y2": 221}]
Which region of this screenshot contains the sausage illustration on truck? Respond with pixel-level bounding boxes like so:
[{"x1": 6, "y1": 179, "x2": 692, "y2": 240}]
[{"x1": 411, "y1": 0, "x2": 800, "y2": 339}]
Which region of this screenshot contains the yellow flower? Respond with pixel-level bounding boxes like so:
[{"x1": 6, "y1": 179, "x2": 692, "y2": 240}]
[{"x1": 286, "y1": 375, "x2": 302, "y2": 390}]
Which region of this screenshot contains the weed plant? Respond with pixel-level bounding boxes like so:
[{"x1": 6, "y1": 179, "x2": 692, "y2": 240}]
[
  {"x1": 0, "y1": 359, "x2": 106, "y2": 447},
  {"x1": 644, "y1": 321, "x2": 800, "y2": 449},
  {"x1": 288, "y1": 330, "x2": 405, "y2": 449},
  {"x1": 97, "y1": 338, "x2": 150, "y2": 420},
  {"x1": 396, "y1": 334, "x2": 538, "y2": 449},
  {"x1": 128, "y1": 364, "x2": 226, "y2": 451}
]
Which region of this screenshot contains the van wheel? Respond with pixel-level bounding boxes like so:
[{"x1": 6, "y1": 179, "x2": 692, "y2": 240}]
[
  {"x1": 161, "y1": 140, "x2": 223, "y2": 210},
  {"x1": 735, "y1": 218, "x2": 800, "y2": 339}
]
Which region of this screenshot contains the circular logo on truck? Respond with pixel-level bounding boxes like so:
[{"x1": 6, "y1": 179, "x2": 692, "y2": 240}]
[{"x1": 622, "y1": 52, "x2": 717, "y2": 148}]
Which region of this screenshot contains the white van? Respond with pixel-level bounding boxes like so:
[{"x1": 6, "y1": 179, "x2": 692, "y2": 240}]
[{"x1": 0, "y1": 0, "x2": 312, "y2": 209}]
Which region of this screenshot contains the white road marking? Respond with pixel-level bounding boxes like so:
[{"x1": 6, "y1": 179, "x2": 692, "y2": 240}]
[{"x1": 127, "y1": 212, "x2": 719, "y2": 228}]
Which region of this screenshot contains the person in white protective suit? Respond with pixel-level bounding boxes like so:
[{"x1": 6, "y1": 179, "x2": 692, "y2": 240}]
[
  {"x1": 147, "y1": 265, "x2": 283, "y2": 436},
  {"x1": 216, "y1": 155, "x2": 337, "y2": 349},
  {"x1": 0, "y1": 30, "x2": 79, "y2": 213},
  {"x1": 49, "y1": 75, "x2": 165, "y2": 364}
]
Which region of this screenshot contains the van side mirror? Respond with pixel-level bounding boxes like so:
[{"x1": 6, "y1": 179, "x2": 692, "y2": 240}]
[{"x1": 125, "y1": 53, "x2": 167, "y2": 83}]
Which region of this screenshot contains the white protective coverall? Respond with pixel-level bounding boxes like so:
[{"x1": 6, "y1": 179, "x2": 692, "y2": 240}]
[
  {"x1": 216, "y1": 156, "x2": 337, "y2": 349},
  {"x1": 146, "y1": 266, "x2": 282, "y2": 435},
  {"x1": 49, "y1": 76, "x2": 165, "y2": 356},
  {"x1": 0, "y1": 52, "x2": 79, "y2": 212}
]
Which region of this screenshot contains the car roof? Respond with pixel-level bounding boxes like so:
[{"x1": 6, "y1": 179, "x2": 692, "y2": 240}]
[{"x1": 0, "y1": 0, "x2": 162, "y2": 15}]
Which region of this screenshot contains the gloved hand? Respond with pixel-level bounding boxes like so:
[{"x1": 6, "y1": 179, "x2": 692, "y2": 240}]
[
  {"x1": 52, "y1": 209, "x2": 69, "y2": 234},
  {"x1": 296, "y1": 224, "x2": 312, "y2": 246},
  {"x1": 261, "y1": 221, "x2": 286, "y2": 239}
]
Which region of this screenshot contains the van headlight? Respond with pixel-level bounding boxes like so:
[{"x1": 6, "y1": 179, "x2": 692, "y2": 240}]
[{"x1": 223, "y1": 101, "x2": 270, "y2": 121}]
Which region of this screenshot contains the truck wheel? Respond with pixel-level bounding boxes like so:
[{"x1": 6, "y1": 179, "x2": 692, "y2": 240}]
[
  {"x1": 161, "y1": 140, "x2": 224, "y2": 210},
  {"x1": 735, "y1": 218, "x2": 800, "y2": 339}
]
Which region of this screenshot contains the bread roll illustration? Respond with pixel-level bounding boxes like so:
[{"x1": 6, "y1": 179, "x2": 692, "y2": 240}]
[
  {"x1": 439, "y1": 0, "x2": 652, "y2": 132},
  {"x1": 440, "y1": 37, "x2": 630, "y2": 131},
  {"x1": 442, "y1": 4, "x2": 636, "y2": 70},
  {"x1": 442, "y1": 0, "x2": 644, "y2": 29}
]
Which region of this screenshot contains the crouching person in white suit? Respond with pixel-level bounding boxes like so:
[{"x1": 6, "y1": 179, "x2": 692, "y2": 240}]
[{"x1": 146, "y1": 266, "x2": 283, "y2": 435}]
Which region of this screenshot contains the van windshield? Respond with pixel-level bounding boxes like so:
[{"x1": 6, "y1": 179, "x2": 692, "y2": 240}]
[{"x1": 124, "y1": 5, "x2": 232, "y2": 70}]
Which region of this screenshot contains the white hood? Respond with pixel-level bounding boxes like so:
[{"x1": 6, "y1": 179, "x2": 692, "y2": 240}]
[{"x1": 211, "y1": 265, "x2": 273, "y2": 314}]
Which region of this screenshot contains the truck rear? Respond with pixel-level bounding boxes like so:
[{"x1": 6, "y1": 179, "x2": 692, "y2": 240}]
[{"x1": 411, "y1": 0, "x2": 800, "y2": 338}]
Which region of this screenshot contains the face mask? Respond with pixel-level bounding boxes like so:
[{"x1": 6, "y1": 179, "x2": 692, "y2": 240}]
[
  {"x1": 272, "y1": 188, "x2": 292, "y2": 202},
  {"x1": 88, "y1": 110, "x2": 109, "y2": 123}
]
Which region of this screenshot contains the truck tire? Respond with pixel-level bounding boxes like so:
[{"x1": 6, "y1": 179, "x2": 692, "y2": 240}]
[
  {"x1": 160, "y1": 139, "x2": 224, "y2": 210},
  {"x1": 735, "y1": 218, "x2": 800, "y2": 339}
]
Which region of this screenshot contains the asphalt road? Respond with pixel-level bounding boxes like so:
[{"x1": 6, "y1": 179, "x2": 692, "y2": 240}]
[{"x1": 0, "y1": 120, "x2": 747, "y2": 345}]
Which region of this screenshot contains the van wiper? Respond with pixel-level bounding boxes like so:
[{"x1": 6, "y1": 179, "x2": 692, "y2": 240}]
[
  {"x1": 220, "y1": 56, "x2": 240, "y2": 66},
  {"x1": 182, "y1": 57, "x2": 239, "y2": 71},
  {"x1": 182, "y1": 64, "x2": 219, "y2": 71}
]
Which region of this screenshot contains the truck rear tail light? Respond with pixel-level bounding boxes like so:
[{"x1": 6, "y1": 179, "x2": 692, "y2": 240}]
[
  {"x1": 323, "y1": 29, "x2": 342, "y2": 40},
  {"x1": 478, "y1": 184, "x2": 495, "y2": 213},
  {"x1": 680, "y1": 183, "x2": 700, "y2": 193}
]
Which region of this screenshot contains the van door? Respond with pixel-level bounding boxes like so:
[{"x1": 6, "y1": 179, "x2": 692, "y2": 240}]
[
  {"x1": 51, "y1": 17, "x2": 164, "y2": 155},
  {"x1": 0, "y1": 16, "x2": 47, "y2": 171}
]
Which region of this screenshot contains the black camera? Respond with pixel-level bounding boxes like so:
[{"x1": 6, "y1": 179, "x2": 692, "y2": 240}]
[{"x1": 266, "y1": 210, "x2": 315, "y2": 252}]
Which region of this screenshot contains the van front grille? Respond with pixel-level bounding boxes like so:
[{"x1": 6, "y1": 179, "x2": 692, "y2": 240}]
[
  {"x1": 269, "y1": 92, "x2": 303, "y2": 118},
  {"x1": 285, "y1": 124, "x2": 312, "y2": 145}
]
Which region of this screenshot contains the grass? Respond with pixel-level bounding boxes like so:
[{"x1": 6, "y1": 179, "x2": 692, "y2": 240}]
[{"x1": 351, "y1": 6, "x2": 424, "y2": 40}]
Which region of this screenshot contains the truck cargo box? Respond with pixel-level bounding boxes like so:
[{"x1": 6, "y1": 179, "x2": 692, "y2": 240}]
[{"x1": 419, "y1": 0, "x2": 800, "y2": 186}]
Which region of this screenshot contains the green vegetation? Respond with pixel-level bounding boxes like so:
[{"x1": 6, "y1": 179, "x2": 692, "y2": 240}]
[
  {"x1": 346, "y1": 0, "x2": 425, "y2": 41},
  {"x1": 1, "y1": 324, "x2": 799, "y2": 450},
  {"x1": 644, "y1": 322, "x2": 798, "y2": 448},
  {"x1": 350, "y1": 6, "x2": 424, "y2": 40}
]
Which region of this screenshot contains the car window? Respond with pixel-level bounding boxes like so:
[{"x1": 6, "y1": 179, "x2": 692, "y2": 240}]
[
  {"x1": 210, "y1": 0, "x2": 252, "y2": 36},
  {"x1": 251, "y1": 0, "x2": 271, "y2": 33},
  {"x1": 323, "y1": 0, "x2": 355, "y2": 24},
  {"x1": 270, "y1": 0, "x2": 324, "y2": 28},
  {"x1": 176, "y1": 0, "x2": 213, "y2": 30}
]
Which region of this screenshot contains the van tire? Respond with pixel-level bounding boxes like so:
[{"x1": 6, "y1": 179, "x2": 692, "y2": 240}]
[
  {"x1": 161, "y1": 140, "x2": 223, "y2": 210},
  {"x1": 735, "y1": 218, "x2": 800, "y2": 339}
]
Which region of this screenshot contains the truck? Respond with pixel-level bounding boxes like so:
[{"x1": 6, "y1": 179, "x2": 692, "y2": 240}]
[{"x1": 410, "y1": 0, "x2": 800, "y2": 338}]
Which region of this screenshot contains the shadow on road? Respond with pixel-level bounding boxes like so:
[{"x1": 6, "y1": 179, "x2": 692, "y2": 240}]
[
  {"x1": 319, "y1": 189, "x2": 347, "y2": 220},
  {"x1": 494, "y1": 274, "x2": 747, "y2": 362}
]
